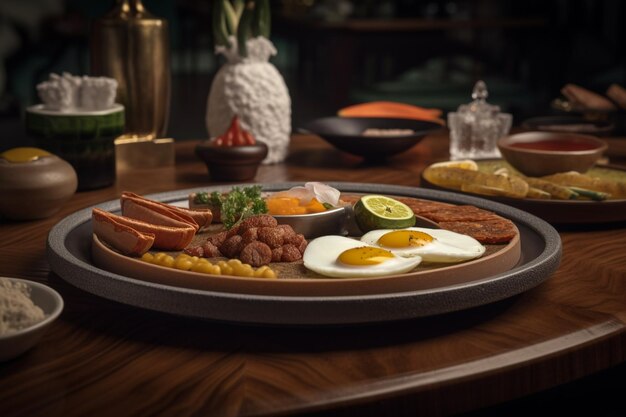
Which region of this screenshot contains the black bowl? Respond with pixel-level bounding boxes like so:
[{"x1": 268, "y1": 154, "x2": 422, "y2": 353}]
[{"x1": 299, "y1": 117, "x2": 443, "y2": 158}]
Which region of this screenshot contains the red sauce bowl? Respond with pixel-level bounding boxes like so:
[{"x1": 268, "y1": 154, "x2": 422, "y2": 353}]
[{"x1": 497, "y1": 132, "x2": 607, "y2": 177}]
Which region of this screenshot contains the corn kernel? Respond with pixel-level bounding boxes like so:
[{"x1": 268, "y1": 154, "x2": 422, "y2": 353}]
[
  {"x1": 254, "y1": 266, "x2": 268, "y2": 277},
  {"x1": 233, "y1": 263, "x2": 254, "y2": 277},
  {"x1": 174, "y1": 256, "x2": 193, "y2": 271},
  {"x1": 263, "y1": 268, "x2": 277, "y2": 279},
  {"x1": 141, "y1": 253, "x2": 154, "y2": 263},
  {"x1": 220, "y1": 264, "x2": 234, "y2": 275},
  {"x1": 192, "y1": 262, "x2": 214, "y2": 274},
  {"x1": 161, "y1": 255, "x2": 175, "y2": 268},
  {"x1": 208, "y1": 264, "x2": 222, "y2": 275},
  {"x1": 154, "y1": 252, "x2": 168, "y2": 263},
  {"x1": 191, "y1": 259, "x2": 211, "y2": 272},
  {"x1": 227, "y1": 259, "x2": 242, "y2": 267}
]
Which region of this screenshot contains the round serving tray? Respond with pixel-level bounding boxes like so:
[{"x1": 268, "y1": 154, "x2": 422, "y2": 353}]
[{"x1": 47, "y1": 182, "x2": 562, "y2": 326}]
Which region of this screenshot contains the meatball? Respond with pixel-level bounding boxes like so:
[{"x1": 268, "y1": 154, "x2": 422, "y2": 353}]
[
  {"x1": 201, "y1": 240, "x2": 222, "y2": 257},
  {"x1": 220, "y1": 235, "x2": 244, "y2": 258},
  {"x1": 280, "y1": 244, "x2": 303, "y2": 262},
  {"x1": 183, "y1": 245, "x2": 204, "y2": 257},
  {"x1": 271, "y1": 247, "x2": 283, "y2": 262},
  {"x1": 276, "y1": 224, "x2": 296, "y2": 240},
  {"x1": 257, "y1": 227, "x2": 284, "y2": 248},
  {"x1": 238, "y1": 214, "x2": 278, "y2": 232},
  {"x1": 239, "y1": 241, "x2": 273, "y2": 267},
  {"x1": 241, "y1": 227, "x2": 259, "y2": 244}
]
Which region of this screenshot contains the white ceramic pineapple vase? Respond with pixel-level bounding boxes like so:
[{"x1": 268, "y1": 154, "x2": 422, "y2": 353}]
[{"x1": 206, "y1": 36, "x2": 291, "y2": 164}]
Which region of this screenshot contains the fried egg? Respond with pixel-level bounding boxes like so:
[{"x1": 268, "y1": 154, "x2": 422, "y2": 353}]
[
  {"x1": 360, "y1": 227, "x2": 485, "y2": 263},
  {"x1": 303, "y1": 235, "x2": 422, "y2": 278}
]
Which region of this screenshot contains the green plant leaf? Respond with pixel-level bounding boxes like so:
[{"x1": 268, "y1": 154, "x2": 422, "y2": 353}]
[
  {"x1": 233, "y1": 0, "x2": 245, "y2": 19},
  {"x1": 253, "y1": 0, "x2": 271, "y2": 38},
  {"x1": 237, "y1": 1, "x2": 254, "y2": 57},
  {"x1": 223, "y1": 0, "x2": 239, "y2": 35},
  {"x1": 212, "y1": 0, "x2": 231, "y2": 47}
]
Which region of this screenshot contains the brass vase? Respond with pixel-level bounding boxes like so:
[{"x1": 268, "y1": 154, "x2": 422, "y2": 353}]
[{"x1": 90, "y1": 0, "x2": 170, "y2": 140}]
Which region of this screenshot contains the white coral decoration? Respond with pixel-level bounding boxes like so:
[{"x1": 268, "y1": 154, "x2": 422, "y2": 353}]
[
  {"x1": 80, "y1": 76, "x2": 118, "y2": 110},
  {"x1": 36, "y1": 72, "x2": 118, "y2": 112},
  {"x1": 207, "y1": 36, "x2": 292, "y2": 164}
]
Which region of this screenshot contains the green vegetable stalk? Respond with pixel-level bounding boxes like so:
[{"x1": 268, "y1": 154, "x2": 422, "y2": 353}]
[{"x1": 212, "y1": 0, "x2": 271, "y2": 58}]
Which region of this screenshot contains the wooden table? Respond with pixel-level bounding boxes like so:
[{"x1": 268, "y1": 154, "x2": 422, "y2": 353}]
[{"x1": 2, "y1": 134, "x2": 626, "y2": 417}]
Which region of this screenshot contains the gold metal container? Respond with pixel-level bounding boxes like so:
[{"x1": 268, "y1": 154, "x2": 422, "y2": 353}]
[{"x1": 90, "y1": 0, "x2": 170, "y2": 140}]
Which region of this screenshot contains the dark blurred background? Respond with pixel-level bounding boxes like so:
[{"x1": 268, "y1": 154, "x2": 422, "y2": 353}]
[{"x1": 1, "y1": 0, "x2": 625, "y2": 148}]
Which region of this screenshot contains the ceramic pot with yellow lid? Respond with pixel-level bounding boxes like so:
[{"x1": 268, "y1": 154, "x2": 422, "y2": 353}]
[{"x1": 0, "y1": 147, "x2": 77, "y2": 220}]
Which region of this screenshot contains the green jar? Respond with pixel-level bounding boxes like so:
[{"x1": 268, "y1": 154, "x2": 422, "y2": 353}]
[{"x1": 25, "y1": 104, "x2": 124, "y2": 190}]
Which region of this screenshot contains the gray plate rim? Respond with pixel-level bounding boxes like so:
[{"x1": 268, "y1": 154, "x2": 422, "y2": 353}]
[{"x1": 47, "y1": 182, "x2": 561, "y2": 326}]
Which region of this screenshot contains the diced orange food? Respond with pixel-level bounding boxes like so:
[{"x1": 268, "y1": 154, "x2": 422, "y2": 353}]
[
  {"x1": 266, "y1": 197, "x2": 327, "y2": 215},
  {"x1": 338, "y1": 101, "x2": 445, "y2": 124}
]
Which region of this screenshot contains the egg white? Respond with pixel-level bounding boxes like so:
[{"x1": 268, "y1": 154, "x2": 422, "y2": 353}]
[
  {"x1": 360, "y1": 227, "x2": 486, "y2": 263},
  {"x1": 303, "y1": 235, "x2": 422, "y2": 278}
]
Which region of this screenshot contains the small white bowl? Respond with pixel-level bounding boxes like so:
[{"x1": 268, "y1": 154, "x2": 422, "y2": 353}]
[{"x1": 0, "y1": 278, "x2": 64, "y2": 362}]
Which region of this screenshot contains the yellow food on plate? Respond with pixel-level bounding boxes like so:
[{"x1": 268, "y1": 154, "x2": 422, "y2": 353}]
[
  {"x1": 541, "y1": 171, "x2": 626, "y2": 198},
  {"x1": 422, "y1": 160, "x2": 622, "y2": 201},
  {"x1": 303, "y1": 235, "x2": 422, "y2": 278},
  {"x1": 429, "y1": 159, "x2": 478, "y2": 171},
  {"x1": 524, "y1": 177, "x2": 579, "y2": 200},
  {"x1": 422, "y1": 166, "x2": 529, "y2": 198},
  {"x1": 460, "y1": 183, "x2": 523, "y2": 198},
  {"x1": 266, "y1": 196, "x2": 327, "y2": 215},
  {"x1": 141, "y1": 252, "x2": 277, "y2": 279},
  {"x1": 360, "y1": 227, "x2": 485, "y2": 263},
  {"x1": 525, "y1": 187, "x2": 552, "y2": 199},
  {"x1": 266, "y1": 182, "x2": 341, "y2": 215}
]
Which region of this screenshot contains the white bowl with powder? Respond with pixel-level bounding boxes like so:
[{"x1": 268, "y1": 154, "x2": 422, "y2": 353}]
[{"x1": 0, "y1": 277, "x2": 63, "y2": 361}]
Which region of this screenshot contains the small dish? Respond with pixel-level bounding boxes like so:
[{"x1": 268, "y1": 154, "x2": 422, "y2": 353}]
[
  {"x1": 0, "y1": 277, "x2": 64, "y2": 361},
  {"x1": 195, "y1": 141, "x2": 268, "y2": 181},
  {"x1": 497, "y1": 132, "x2": 607, "y2": 177},
  {"x1": 299, "y1": 117, "x2": 442, "y2": 159}
]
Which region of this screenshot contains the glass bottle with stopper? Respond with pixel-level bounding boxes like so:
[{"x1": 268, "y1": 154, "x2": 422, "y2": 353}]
[{"x1": 448, "y1": 81, "x2": 512, "y2": 160}]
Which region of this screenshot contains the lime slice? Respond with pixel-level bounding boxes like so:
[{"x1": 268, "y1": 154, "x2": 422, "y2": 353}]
[{"x1": 354, "y1": 195, "x2": 416, "y2": 232}]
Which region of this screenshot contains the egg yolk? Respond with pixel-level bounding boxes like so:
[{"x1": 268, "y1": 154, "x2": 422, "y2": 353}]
[
  {"x1": 377, "y1": 230, "x2": 433, "y2": 248},
  {"x1": 0, "y1": 147, "x2": 51, "y2": 163},
  {"x1": 266, "y1": 197, "x2": 327, "y2": 215},
  {"x1": 338, "y1": 246, "x2": 395, "y2": 266}
]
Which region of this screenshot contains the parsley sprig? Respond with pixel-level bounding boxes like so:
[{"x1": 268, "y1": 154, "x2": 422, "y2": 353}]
[{"x1": 194, "y1": 185, "x2": 267, "y2": 229}]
